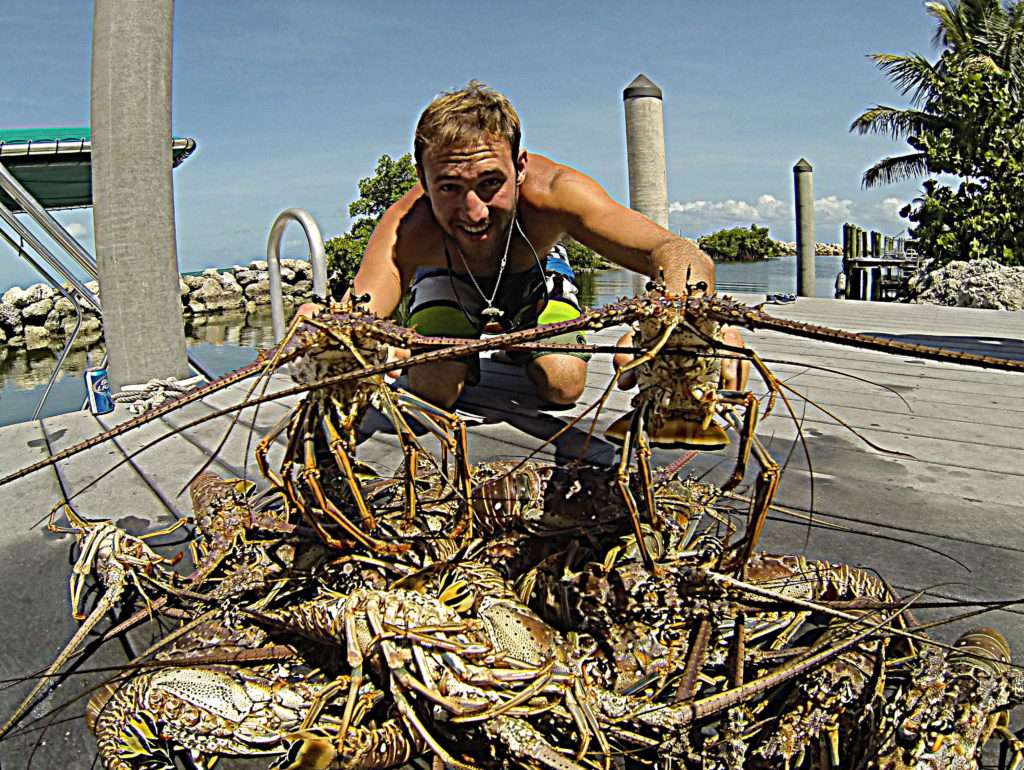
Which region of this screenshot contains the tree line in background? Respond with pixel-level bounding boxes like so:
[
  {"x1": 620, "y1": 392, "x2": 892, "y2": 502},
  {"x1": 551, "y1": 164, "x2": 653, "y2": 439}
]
[
  {"x1": 853, "y1": 0, "x2": 1024, "y2": 267},
  {"x1": 325, "y1": 154, "x2": 609, "y2": 282},
  {"x1": 697, "y1": 225, "x2": 784, "y2": 261}
]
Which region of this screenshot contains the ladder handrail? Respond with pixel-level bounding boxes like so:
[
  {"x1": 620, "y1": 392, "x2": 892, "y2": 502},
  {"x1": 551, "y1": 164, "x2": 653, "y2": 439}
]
[{"x1": 265, "y1": 209, "x2": 328, "y2": 342}]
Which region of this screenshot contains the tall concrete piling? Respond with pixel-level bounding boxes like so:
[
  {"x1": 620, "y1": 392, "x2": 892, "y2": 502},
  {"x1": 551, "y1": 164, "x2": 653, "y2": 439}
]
[
  {"x1": 623, "y1": 74, "x2": 669, "y2": 292},
  {"x1": 91, "y1": 0, "x2": 189, "y2": 388},
  {"x1": 793, "y1": 158, "x2": 816, "y2": 297}
]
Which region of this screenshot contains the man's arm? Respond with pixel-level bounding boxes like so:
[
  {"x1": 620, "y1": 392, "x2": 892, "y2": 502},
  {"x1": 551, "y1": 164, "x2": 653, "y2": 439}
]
[
  {"x1": 546, "y1": 165, "x2": 714, "y2": 292},
  {"x1": 350, "y1": 184, "x2": 427, "y2": 318}
]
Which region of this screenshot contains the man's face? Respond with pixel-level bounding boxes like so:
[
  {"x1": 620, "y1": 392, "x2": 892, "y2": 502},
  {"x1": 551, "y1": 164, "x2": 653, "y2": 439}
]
[{"x1": 417, "y1": 137, "x2": 526, "y2": 263}]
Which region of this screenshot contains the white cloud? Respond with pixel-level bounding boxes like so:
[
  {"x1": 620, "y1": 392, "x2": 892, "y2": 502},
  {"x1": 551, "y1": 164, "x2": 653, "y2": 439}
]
[
  {"x1": 813, "y1": 195, "x2": 854, "y2": 222},
  {"x1": 65, "y1": 222, "x2": 89, "y2": 238},
  {"x1": 874, "y1": 197, "x2": 906, "y2": 221},
  {"x1": 669, "y1": 193, "x2": 786, "y2": 222},
  {"x1": 668, "y1": 192, "x2": 858, "y2": 238}
]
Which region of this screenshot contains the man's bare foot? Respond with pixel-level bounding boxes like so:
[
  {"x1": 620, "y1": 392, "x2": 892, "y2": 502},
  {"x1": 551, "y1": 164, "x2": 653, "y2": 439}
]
[{"x1": 491, "y1": 350, "x2": 515, "y2": 365}]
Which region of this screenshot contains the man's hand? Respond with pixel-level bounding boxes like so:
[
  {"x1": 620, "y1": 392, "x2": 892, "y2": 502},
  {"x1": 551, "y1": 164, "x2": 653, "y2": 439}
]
[
  {"x1": 611, "y1": 329, "x2": 750, "y2": 392},
  {"x1": 294, "y1": 302, "x2": 408, "y2": 380},
  {"x1": 385, "y1": 345, "x2": 411, "y2": 380}
]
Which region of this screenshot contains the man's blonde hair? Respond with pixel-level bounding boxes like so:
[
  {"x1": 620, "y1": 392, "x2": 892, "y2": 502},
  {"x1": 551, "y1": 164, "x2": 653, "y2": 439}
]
[{"x1": 414, "y1": 80, "x2": 521, "y2": 167}]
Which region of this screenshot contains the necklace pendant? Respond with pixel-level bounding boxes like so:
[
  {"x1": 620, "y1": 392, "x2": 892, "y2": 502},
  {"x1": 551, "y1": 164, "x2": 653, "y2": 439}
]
[{"x1": 481, "y1": 305, "x2": 502, "y2": 317}]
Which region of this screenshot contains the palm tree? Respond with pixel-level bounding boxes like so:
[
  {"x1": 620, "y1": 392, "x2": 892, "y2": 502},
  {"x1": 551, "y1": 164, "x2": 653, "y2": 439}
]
[{"x1": 852, "y1": 0, "x2": 1024, "y2": 188}]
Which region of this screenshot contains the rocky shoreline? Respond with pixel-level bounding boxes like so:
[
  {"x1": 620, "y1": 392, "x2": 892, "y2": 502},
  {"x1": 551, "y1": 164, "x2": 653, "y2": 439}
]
[
  {"x1": 0, "y1": 259, "x2": 318, "y2": 351},
  {"x1": 775, "y1": 242, "x2": 843, "y2": 256},
  {"x1": 906, "y1": 258, "x2": 1024, "y2": 311}
]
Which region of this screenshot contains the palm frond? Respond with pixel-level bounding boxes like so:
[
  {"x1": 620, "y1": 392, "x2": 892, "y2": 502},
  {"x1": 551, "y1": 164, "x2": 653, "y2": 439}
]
[
  {"x1": 861, "y1": 153, "x2": 930, "y2": 189},
  {"x1": 850, "y1": 106, "x2": 947, "y2": 139},
  {"x1": 869, "y1": 52, "x2": 944, "y2": 103}
]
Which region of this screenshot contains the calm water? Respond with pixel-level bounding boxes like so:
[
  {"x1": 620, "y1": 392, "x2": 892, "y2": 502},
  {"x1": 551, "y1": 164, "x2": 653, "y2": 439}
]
[{"x1": 0, "y1": 256, "x2": 842, "y2": 426}]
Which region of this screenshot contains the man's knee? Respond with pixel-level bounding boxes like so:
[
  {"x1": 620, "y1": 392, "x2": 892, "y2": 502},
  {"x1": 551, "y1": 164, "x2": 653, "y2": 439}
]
[
  {"x1": 526, "y1": 355, "x2": 588, "y2": 405},
  {"x1": 721, "y1": 326, "x2": 749, "y2": 391},
  {"x1": 406, "y1": 360, "x2": 468, "y2": 409}
]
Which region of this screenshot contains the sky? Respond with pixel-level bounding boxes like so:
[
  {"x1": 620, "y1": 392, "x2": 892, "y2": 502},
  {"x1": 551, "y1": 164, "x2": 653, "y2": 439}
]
[{"x1": 1, "y1": 0, "x2": 939, "y2": 293}]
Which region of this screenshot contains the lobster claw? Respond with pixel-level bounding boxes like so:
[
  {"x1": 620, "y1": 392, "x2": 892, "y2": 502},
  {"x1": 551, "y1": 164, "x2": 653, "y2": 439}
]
[{"x1": 605, "y1": 410, "x2": 731, "y2": 451}]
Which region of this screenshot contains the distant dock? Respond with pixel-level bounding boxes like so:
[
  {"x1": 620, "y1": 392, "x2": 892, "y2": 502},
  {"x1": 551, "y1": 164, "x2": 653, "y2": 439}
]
[{"x1": 0, "y1": 294, "x2": 1022, "y2": 765}]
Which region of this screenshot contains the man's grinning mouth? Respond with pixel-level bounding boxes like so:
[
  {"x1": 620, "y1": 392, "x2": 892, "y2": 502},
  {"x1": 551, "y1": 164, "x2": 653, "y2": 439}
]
[{"x1": 460, "y1": 222, "x2": 489, "y2": 234}]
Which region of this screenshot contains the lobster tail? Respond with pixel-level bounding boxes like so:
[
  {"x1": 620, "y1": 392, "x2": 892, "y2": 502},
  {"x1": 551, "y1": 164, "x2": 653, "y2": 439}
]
[{"x1": 605, "y1": 410, "x2": 731, "y2": 450}]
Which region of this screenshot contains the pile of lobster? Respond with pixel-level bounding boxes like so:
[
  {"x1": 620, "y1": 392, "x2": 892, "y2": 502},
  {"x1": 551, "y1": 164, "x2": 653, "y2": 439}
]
[{"x1": 1, "y1": 287, "x2": 1023, "y2": 769}]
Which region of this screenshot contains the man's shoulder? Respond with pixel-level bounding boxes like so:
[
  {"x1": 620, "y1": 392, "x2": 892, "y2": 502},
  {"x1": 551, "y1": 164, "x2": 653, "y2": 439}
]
[
  {"x1": 522, "y1": 153, "x2": 606, "y2": 214},
  {"x1": 523, "y1": 153, "x2": 582, "y2": 193}
]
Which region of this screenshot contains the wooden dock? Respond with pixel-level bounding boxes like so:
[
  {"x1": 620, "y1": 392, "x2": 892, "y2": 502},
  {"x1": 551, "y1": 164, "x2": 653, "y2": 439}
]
[{"x1": 0, "y1": 294, "x2": 1022, "y2": 765}]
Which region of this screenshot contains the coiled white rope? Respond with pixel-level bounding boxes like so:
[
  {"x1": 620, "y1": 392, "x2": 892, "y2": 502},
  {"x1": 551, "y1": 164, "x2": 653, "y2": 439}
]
[{"x1": 111, "y1": 375, "x2": 206, "y2": 414}]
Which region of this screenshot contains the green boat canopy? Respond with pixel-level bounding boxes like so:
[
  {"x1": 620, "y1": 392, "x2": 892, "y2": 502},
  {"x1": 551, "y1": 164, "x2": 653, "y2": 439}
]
[{"x1": 0, "y1": 127, "x2": 196, "y2": 212}]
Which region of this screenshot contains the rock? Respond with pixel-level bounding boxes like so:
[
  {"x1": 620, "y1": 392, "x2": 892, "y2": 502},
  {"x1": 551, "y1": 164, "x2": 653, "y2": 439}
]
[
  {"x1": 284, "y1": 279, "x2": 313, "y2": 297},
  {"x1": 202, "y1": 267, "x2": 223, "y2": 279},
  {"x1": 246, "y1": 300, "x2": 258, "y2": 314},
  {"x1": 191, "y1": 275, "x2": 244, "y2": 312},
  {"x1": 219, "y1": 272, "x2": 243, "y2": 293},
  {"x1": 908, "y1": 258, "x2": 1024, "y2": 310},
  {"x1": 180, "y1": 278, "x2": 190, "y2": 298},
  {"x1": 244, "y1": 278, "x2": 271, "y2": 301},
  {"x1": 23, "y1": 325, "x2": 51, "y2": 350},
  {"x1": 53, "y1": 296, "x2": 77, "y2": 317},
  {"x1": 772, "y1": 242, "x2": 841, "y2": 256},
  {"x1": 233, "y1": 269, "x2": 258, "y2": 286},
  {"x1": 183, "y1": 274, "x2": 205, "y2": 290},
  {"x1": 234, "y1": 269, "x2": 268, "y2": 287},
  {"x1": 248, "y1": 260, "x2": 269, "y2": 271},
  {"x1": 6, "y1": 334, "x2": 24, "y2": 347},
  {"x1": 63, "y1": 317, "x2": 103, "y2": 337},
  {"x1": 280, "y1": 266, "x2": 296, "y2": 283},
  {"x1": 43, "y1": 310, "x2": 64, "y2": 332},
  {"x1": 187, "y1": 301, "x2": 206, "y2": 314},
  {"x1": 282, "y1": 259, "x2": 311, "y2": 280},
  {"x1": 0, "y1": 327, "x2": 5, "y2": 344},
  {"x1": 0, "y1": 303, "x2": 22, "y2": 332},
  {"x1": 1, "y1": 287, "x2": 25, "y2": 307},
  {"x1": 22, "y1": 298, "x2": 54, "y2": 321},
  {"x1": 3, "y1": 283, "x2": 53, "y2": 308},
  {"x1": 84, "y1": 280, "x2": 99, "y2": 296}
]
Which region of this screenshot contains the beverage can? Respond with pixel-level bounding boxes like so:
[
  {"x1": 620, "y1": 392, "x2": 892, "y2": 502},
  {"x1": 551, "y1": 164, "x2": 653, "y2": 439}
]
[{"x1": 84, "y1": 367, "x2": 115, "y2": 414}]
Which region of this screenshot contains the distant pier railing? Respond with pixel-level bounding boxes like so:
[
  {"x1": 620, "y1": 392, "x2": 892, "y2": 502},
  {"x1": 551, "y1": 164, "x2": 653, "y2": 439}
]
[{"x1": 839, "y1": 224, "x2": 924, "y2": 301}]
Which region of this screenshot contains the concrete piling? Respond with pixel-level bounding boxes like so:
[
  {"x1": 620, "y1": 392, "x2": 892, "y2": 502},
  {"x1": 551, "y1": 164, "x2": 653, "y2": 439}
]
[
  {"x1": 623, "y1": 74, "x2": 669, "y2": 292},
  {"x1": 91, "y1": 0, "x2": 189, "y2": 388},
  {"x1": 793, "y1": 158, "x2": 815, "y2": 297}
]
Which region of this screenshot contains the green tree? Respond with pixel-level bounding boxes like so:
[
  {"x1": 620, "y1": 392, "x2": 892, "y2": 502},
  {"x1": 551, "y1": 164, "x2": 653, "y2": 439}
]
[
  {"x1": 326, "y1": 153, "x2": 418, "y2": 279},
  {"x1": 852, "y1": 0, "x2": 1024, "y2": 188},
  {"x1": 900, "y1": 62, "x2": 1024, "y2": 265},
  {"x1": 560, "y1": 236, "x2": 611, "y2": 271},
  {"x1": 697, "y1": 225, "x2": 783, "y2": 262}
]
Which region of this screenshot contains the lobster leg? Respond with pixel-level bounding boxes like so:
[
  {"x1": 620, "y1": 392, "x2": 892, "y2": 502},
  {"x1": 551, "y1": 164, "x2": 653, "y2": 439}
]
[
  {"x1": 303, "y1": 409, "x2": 409, "y2": 555},
  {"x1": 613, "y1": 401, "x2": 657, "y2": 570}
]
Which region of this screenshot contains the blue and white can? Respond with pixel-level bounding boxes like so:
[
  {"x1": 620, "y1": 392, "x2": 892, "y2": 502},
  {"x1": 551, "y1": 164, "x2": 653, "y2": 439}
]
[{"x1": 84, "y1": 367, "x2": 115, "y2": 414}]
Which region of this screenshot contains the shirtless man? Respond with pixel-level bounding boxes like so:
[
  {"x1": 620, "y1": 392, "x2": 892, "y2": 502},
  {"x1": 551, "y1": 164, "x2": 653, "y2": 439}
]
[{"x1": 351, "y1": 80, "x2": 745, "y2": 408}]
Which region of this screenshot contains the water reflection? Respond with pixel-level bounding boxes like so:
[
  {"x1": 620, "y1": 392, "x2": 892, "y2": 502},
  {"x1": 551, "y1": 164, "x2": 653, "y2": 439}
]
[
  {"x1": 186, "y1": 308, "x2": 280, "y2": 350},
  {"x1": 0, "y1": 308, "x2": 278, "y2": 426}
]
